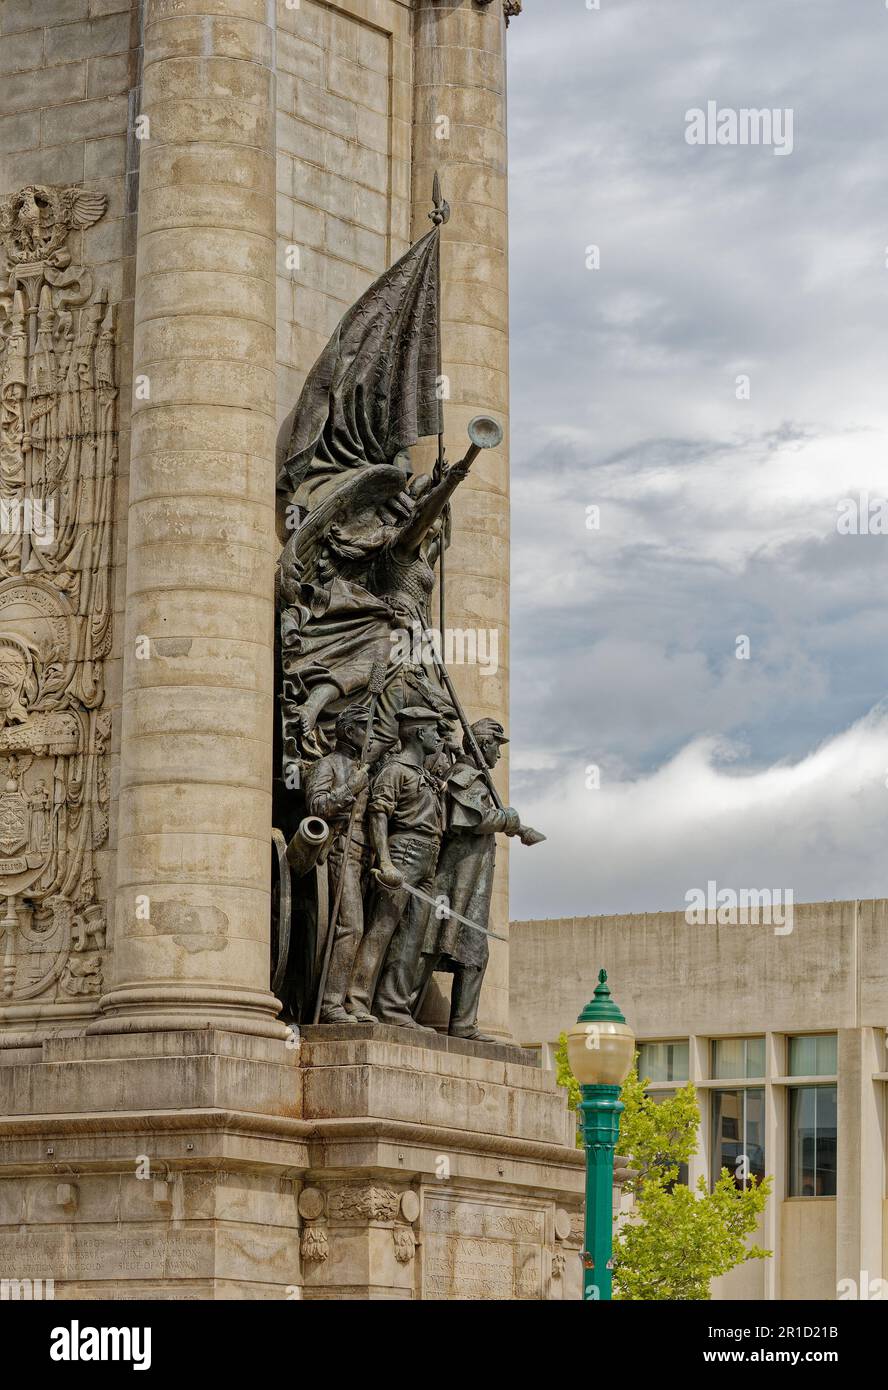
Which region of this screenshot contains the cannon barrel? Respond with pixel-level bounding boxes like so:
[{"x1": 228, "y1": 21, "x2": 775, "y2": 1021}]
[{"x1": 286, "y1": 816, "x2": 330, "y2": 878}]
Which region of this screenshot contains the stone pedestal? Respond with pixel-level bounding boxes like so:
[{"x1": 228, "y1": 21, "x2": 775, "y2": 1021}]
[{"x1": 0, "y1": 1026, "x2": 585, "y2": 1300}]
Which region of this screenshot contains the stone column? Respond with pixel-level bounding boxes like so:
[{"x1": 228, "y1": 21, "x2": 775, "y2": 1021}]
[
  {"x1": 94, "y1": 0, "x2": 285, "y2": 1038},
  {"x1": 411, "y1": 0, "x2": 512, "y2": 1036}
]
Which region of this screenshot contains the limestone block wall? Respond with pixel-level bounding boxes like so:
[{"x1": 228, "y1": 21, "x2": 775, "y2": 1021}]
[{"x1": 274, "y1": 0, "x2": 413, "y2": 429}]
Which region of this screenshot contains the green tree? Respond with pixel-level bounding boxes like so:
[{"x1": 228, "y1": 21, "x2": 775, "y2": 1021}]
[
  {"x1": 554, "y1": 1030, "x2": 581, "y2": 1125},
  {"x1": 554, "y1": 1035, "x2": 772, "y2": 1300}
]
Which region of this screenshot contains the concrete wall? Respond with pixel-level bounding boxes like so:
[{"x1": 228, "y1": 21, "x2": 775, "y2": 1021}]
[
  {"x1": 780, "y1": 1201, "x2": 837, "y2": 1300},
  {"x1": 510, "y1": 900, "x2": 888, "y2": 1045}
]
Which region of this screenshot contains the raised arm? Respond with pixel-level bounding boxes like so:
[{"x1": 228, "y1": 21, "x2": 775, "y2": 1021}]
[{"x1": 393, "y1": 458, "x2": 471, "y2": 557}]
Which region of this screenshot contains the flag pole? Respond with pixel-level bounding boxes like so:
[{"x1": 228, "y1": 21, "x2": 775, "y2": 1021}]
[{"x1": 430, "y1": 172, "x2": 450, "y2": 637}]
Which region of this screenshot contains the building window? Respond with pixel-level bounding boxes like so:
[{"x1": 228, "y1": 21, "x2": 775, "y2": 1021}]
[
  {"x1": 788, "y1": 1086, "x2": 837, "y2": 1196},
  {"x1": 786, "y1": 1033, "x2": 837, "y2": 1197},
  {"x1": 788, "y1": 1034, "x2": 837, "y2": 1077},
  {"x1": 712, "y1": 1036, "x2": 765, "y2": 1080},
  {"x1": 637, "y1": 1040, "x2": 689, "y2": 1083},
  {"x1": 711, "y1": 1087, "x2": 766, "y2": 1188}
]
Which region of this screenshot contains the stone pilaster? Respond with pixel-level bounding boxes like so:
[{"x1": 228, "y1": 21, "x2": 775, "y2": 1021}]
[
  {"x1": 411, "y1": 0, "x2": 512, "y2": 1037},
  {"x1": 94, "y1": 0, "x2": 285, "y2": 1037}
]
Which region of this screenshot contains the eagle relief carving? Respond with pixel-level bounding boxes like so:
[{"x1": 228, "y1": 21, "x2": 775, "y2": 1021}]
[{"x1": 0, "y1": 184, "x2": 116, "y2": 1011}]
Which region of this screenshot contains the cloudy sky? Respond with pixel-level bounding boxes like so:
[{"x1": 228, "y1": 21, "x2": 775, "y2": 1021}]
[{"x1": 506, "y1": 0, "x2": 888, "y2": 918}]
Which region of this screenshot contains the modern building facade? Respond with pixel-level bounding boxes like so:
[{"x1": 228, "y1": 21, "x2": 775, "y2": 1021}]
[{"x1": 511, "y1": 899, "x2": 888, "y2": 1300}]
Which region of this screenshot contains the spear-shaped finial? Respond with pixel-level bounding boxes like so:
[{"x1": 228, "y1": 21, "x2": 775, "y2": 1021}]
[{"x1": 429, "y1": 171, "x2": 450, "y2": 227}]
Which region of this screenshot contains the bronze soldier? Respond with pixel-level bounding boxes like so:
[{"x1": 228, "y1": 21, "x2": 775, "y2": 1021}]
[
  {"x1": 348, "y1": 706, "x2": 444, "y2": 1028},
  {"x1": 303, "y1": 705, "x2": 375, "y2": 1023},
  {"x1": 416, "y1": 718, "x2": 532, "y2": 1041}
]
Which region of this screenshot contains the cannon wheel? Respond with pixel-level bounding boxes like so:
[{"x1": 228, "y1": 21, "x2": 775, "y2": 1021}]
[{"x1": 271, "y1": 827, "x2": 292, "y2": 998}]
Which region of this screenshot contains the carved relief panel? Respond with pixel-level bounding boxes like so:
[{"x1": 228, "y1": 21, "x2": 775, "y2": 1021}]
[{"x1": 0, "y1": 185, "x2": 116, "y2": 1019}]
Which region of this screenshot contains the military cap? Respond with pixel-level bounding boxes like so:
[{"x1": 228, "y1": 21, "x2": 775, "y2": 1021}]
[
  {"x1": 335, "y1": 703, "x2": 369, "y2": 735},
  {"x1": 397, "y1": 705, "x2": 441, "y2": 725},
  {"x1": 470, "y1": 717, "x2": 509, "y2": 744}
]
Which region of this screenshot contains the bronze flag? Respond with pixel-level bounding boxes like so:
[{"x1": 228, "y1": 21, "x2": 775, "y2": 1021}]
[{"x1": 279, "y1": 227, "x2": 443, "y2": 493}]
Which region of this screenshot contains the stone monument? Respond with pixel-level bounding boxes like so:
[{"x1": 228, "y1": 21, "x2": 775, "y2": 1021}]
[{"x1": 0, "y1": 0, "x2": 590, "y2": 1299}]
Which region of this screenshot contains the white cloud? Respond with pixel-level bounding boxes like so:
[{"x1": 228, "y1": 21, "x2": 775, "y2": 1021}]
[{"x1": 511, "y1": 704, "x2": 888, "y2": 920}]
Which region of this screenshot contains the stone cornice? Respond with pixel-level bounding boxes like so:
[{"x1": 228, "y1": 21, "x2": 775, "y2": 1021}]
[{"x1": 0, "y1": 1107, "x2": 587, "y2": 1169}]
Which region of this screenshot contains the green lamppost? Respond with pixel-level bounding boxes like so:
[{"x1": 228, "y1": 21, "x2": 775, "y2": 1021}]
[{"x1": 566, "y1": 969, "x2": 635, "y2": 1301}]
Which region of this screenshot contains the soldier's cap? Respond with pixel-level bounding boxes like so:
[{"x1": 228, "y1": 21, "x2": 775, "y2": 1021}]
[
  {"x1": 470, "y1": 717, "x2": 509, "y2": 744},
  {"x1": 397, "y1": 705, "x2": 441, "y2": 726},
  {"x1": 335, "y1": 703, "x2": 369, "y2": 732}
]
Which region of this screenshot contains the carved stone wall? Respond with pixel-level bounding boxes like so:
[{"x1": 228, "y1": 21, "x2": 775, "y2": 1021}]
[
  {"x1": 0, "y1": 0, "x2": 138, "y2": 1041},
  {"x1": 0, "y1": 184, "x2": 117, "y2": 1025}
]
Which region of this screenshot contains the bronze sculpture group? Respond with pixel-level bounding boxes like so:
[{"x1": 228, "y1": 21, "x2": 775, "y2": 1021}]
[{"x1": 271, "y1": 188, "x2": 542, "y2": 1041}]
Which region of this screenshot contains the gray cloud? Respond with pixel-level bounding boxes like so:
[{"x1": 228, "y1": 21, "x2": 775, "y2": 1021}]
[{"x1": 506, "y1": 0, "x2": 888, "y2": 916}]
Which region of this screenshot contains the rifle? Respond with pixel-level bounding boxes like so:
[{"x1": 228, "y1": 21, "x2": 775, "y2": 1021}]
[{"x1": 425, "y1": 643, "x2": 545, "y2": 847}]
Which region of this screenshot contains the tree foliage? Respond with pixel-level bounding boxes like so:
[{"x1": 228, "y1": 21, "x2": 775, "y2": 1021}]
[
  {"x1": 554, "y1": 1035, "x2": 772, "y2": 1299},
  {"x1": 554, "y1": 1030, "x2": 581, "y2": 1125}
]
